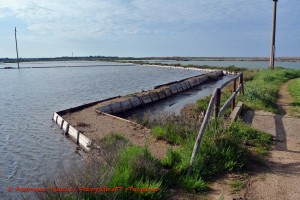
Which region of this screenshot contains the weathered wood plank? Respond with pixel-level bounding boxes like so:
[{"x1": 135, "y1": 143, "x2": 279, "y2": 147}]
[
  {"x1": 230, "y1": 102, "x2": 243, "y2": 122},
  {"x1": 219, "y1": 73, "x2": 241, "y2": 90},
  {"x1": 219, "y1": 85, "x2": 242, "y2": 115},
  {"x1": 189, "y1": 88, "x2": 217, "y2": 172}
]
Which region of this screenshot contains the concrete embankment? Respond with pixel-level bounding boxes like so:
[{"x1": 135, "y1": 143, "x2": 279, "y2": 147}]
[
  {"x1": 52, "y1": 70, "x2": 224, "y2": 155},
  {"x1": 96, "y1": 71, "x2": 223, "y2": 115}
]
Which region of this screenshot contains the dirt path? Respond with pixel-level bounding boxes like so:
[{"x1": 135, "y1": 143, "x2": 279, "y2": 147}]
[
  {"x1": 243, "y1": 81, "x2": 300, "y2": 200},
  {"x1": 277, "y1": 79, "x2": 294, "y2": 115}
]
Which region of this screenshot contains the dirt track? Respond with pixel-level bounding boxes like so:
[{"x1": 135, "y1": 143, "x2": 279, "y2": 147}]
[{"x1": 243, "y1": 81, "x2": 300, "y2": 200}]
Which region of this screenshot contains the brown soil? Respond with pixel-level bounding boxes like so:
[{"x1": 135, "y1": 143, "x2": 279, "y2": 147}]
[
  {"x1": 277, "y1": 79, "x2": 294, "y2": 115},
  {"x1": 62, "y1": 104, "x2": 170, "y2": 160},
  {"x1": 180, "y1": 103, "x2": 199, "y2": 122}
]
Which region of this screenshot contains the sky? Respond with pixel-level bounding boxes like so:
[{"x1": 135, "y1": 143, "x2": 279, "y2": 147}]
[{"x1": 0, "y1": 0, "x2": 299, "y2": 58}]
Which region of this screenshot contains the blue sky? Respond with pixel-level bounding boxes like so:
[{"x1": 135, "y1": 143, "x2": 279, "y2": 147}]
[{"x1": 0, "y1": 0, "x2": 299, "y2": 58}]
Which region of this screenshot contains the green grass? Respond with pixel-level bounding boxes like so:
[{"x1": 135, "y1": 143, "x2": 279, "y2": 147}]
[
  {"x1": 288, "y1": 78, "x2": 300, "y2": 103},
  {"x1": 179, "y1": 175, "x2": 209, "y2": 192},
  {"x1": 40, "y1": 117, "x2": 272, "y2": 199},
  {"x1": 151, "y1": 125, "x2": 182, "y2": 145},
  {"x1": 241, "y1": 68, "x2": 300, "y2": 113},
  {"x1": 288, "y1": 78, "x2": 300, "y2": 117},
  {"x1": 160, "y1": 118, "x2": 272, "y2": 184},
  {"x1": 194, "y1": 68, "x2": 300, "y2": 115},
  {"x1": 195, "y1": 96, "x2": 211, "y2": 112},
  {"x1": 230, "y1": 180, "x2": 246, "y2": 193},
  {"x1": 107, "y1": 146, "x2": 166, "y2": 199},
  {"x1": 38, "y1": 134, "x2": 166, "y2": 200}
]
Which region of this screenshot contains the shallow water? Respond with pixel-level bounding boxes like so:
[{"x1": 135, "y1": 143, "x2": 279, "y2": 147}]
[
  {"x1": 118, "y1": 77, "x2": 233, "y2": 120},
  {"x1": 0, "y1": 61, "x2": 207, "y2": 199}
]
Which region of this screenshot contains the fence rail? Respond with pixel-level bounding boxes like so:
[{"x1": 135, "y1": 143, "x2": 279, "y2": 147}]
[{"x1": 188, "y1": 72, "x2": 244, "y2": 172}]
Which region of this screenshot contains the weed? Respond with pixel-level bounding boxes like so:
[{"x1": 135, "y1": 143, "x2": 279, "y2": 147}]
[
  {"x1": 230, "y1": 180, "x2": 246, "y2": 193},
  {"x1": 96, "y1": 132, "x2": 129, "y2": 165},
  {"x1": 161, "y1": 149, "x2": 182, "y2": 169},
  {"x1": 151, "y1": 125, "x2": 166, "y2": 140},
  {"x1": 228, "y1": 119, "x2": 273, "y2": 148},
  {"x1": 180, "y1": 175, "x2": 209, "y2": 192},
  {"x1": 151, "y1": 125, "x2": 182, "y2": 145}
]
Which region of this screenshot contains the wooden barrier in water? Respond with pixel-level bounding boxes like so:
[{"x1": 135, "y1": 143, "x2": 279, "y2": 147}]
[
  {"x1": 52, "y1": 70, "x2": 224, "y2": 151},
  {"x1": 52, "y1": 112, "x2": 92, "y2": 151},
  {"x1": 97, "y1": 71, "x2": 223, "y2": 115}
]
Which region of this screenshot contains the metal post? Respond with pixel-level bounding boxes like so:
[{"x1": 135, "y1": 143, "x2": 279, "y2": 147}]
[
  {"x1": 269, "y1": 0, "x2": 278, "y2": 69},
  {"x1": 15, "y1": 27, "x2": 20, "y2": 69}
]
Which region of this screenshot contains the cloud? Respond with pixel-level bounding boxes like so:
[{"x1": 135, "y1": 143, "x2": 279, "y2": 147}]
[
  {"x1": 0, "y1": 0, "x2": 269, "y2": 40},
  {"x1": 2, "y1": 0, "x2": 298, "y2": 57}
]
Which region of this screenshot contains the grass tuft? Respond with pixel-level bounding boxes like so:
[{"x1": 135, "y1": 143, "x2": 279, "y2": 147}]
[
  {"x1": 288, "y1": 78, "x2": 300, "y2": 117},
  {"x1": 180, "y1": 175, "x2": 209, "y2": 192},
  {"x1": 230, "y1": 180, "x2": 246, "y2": 193},
  {"x1": 241, "y1": 68, "x2": 300, "y2": 113}
]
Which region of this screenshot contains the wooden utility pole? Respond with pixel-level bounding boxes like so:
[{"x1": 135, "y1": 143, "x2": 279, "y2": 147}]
[
  {"x1": 15, "y1": 27, "x2": 20, "y2": 69},
  {"x1": 269, "y1": 0, "x2": 278, "y2": 69}
]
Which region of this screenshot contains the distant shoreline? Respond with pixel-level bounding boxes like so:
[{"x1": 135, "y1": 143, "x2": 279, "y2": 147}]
[{"x1": 1, "y1": 56, "x2": 300, "y2": 63}]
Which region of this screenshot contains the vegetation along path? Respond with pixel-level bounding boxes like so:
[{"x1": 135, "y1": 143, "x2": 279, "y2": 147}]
[{"x1": 243, "y1": 79, "x2": 300, "y2": 200}]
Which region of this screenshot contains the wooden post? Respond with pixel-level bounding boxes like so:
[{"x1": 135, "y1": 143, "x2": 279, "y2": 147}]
[
  {"x1": 188, "y1": 90, "x2": 216, "y2": 174},
  {"x1": 269, "y1": 0, "x2": 278, "y2": 69},
  {"x1": 15, "y1": 27, "x2": 20, "y2": 69},
  {"x1": 214, "y1": 88, "x2": 221, "y2": 118},
  {"x1": 77, "y1": 131, "x2": 80, "y2": 145},
  {"x1": 232, "y1": 79, "x2": 237, "y2": 110},
  {"x1": 240, "y1": 73, "x2": 244, "y2": 95},
  {"x1": 65, "y1": 123, "x2": 70, "y2": 136}
]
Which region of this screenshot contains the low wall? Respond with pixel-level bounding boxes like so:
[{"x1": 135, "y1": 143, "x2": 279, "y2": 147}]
[
  {"x1": 52, "y1": 112, "x2": 92, "y2": 151},
  {"x1": 52, "y1": 70, "x2": 224, "y2": 151},
  {"x1": 97, "y1": 71, "x2": 223, "y2": 115}
]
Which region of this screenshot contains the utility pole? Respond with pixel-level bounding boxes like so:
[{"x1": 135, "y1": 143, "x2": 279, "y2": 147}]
[
  {"x1": 269, "y1": 0, "x2": 278, "y2": 69},
  {"x1": 15, "y1": 27, "x2": 20, "y2": 69}
]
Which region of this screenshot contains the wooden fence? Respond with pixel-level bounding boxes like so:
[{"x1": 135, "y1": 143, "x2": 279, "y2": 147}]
[{"x1": 188, "y1": 72, "x2": 244, "y2": 172}]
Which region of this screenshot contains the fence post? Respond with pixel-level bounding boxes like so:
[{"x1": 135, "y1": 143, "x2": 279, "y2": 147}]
[
  {"x1": 214, "y1": 88, "x2": 221, "y2": 117},
  {"x1": 188, "y1": 89, "x2": 217, "y2": 174},
  {"x1": 240, "y1": 73, "x2": 244, "y2": 95},
  {"x1": 232, "y1": 79, "x2": 237, "y2": 110}
]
